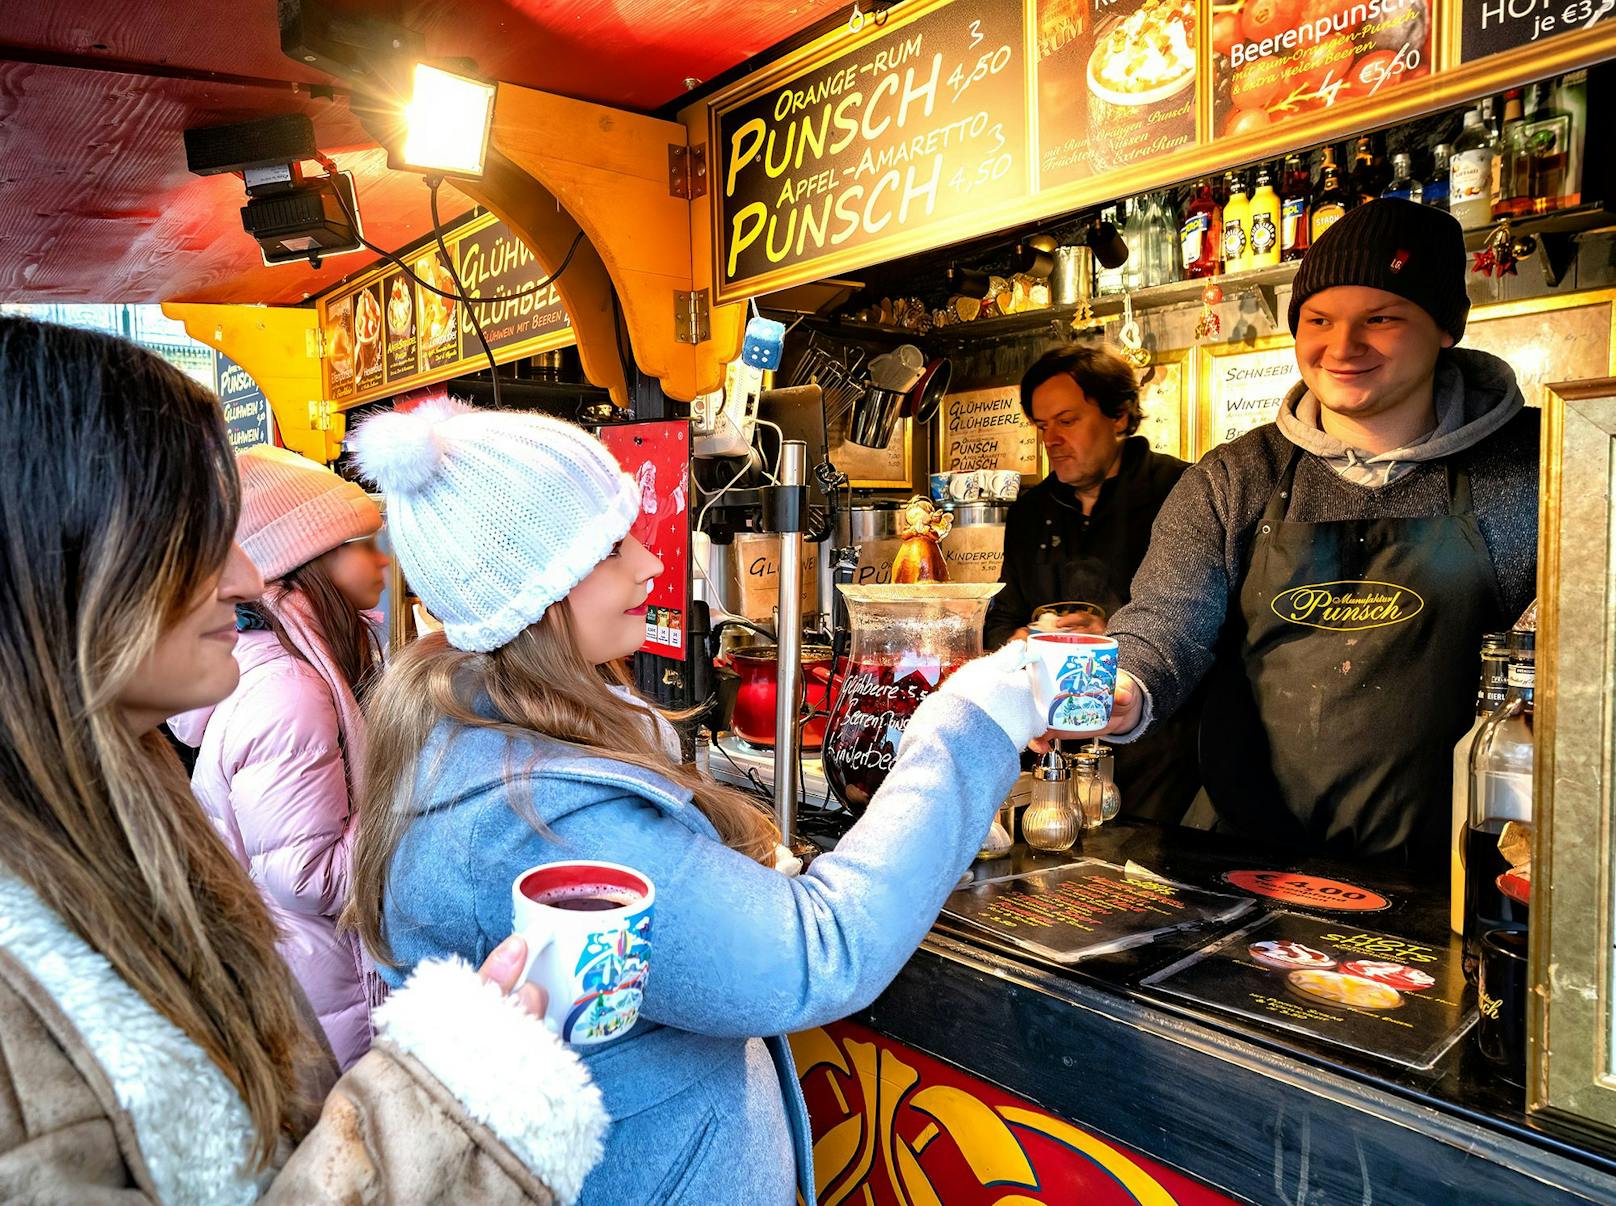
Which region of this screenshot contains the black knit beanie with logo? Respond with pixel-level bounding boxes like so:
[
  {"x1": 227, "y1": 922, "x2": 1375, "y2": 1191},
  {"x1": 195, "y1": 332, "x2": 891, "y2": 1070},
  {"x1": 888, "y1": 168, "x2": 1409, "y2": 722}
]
[{"x1": 1287, "y1": 198, "x2": 1470, "y2": 341}]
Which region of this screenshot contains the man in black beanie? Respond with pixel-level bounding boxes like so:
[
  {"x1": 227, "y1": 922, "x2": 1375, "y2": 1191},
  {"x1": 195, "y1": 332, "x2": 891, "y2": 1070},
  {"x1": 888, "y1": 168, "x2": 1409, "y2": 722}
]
[{"x1": 1097, "y1": 198, "x2": 1538, "y2": 872}]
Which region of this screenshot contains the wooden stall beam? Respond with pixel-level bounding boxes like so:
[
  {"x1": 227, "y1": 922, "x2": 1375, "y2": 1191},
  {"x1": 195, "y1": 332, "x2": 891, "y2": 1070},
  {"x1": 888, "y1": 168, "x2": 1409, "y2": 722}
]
[
  {"x1": 481, "y1": 81, "x2": 743, "y2": 402},
  {"x1": 162, "y1": 303, "x2": 341, "y2": 463}
]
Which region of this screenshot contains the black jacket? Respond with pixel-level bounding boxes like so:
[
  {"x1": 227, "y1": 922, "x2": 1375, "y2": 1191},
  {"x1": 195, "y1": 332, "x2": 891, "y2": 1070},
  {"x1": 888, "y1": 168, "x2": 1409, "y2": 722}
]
[{"x1": 985, "y1": 436, "x2": 1189, "y2": 648}]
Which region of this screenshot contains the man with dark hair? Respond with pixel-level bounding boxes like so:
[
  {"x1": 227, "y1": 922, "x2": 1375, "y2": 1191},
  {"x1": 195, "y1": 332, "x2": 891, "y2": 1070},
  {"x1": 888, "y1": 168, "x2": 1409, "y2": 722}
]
[
  {"x1": 986, "y1": 343, "x2": 1200, "y2": 823},
  {"x1": 1099, "y1": 199, "x2": 1538, "y2": 870}
]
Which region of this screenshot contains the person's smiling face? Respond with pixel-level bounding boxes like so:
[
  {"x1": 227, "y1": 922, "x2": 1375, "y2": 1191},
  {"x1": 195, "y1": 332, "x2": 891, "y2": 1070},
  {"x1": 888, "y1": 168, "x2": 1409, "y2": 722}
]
[{"x1": 1295, "y1": 285, "x2": 1453, "y2": 424}]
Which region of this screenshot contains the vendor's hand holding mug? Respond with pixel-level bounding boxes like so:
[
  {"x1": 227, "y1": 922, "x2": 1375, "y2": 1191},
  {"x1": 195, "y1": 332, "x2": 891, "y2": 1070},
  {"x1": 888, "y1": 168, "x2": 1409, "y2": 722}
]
[{"x1": 1030, "y1": 600, "x2": 1107, "y2": 636}]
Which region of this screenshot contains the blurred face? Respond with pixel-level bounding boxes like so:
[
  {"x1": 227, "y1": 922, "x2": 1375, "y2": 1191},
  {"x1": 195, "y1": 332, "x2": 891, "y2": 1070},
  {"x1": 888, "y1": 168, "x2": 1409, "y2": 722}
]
[
  {"x1": 1295, "y1": 286, "x2": 1453, "y2": 424},
  {"x1": 119, "y1": 543, "x2": 264, "y2": 732},
  {"x1": 566, "y1": 535, "x2": 663, "y2": 665},
  {"x1": 1029, "y1": 373, "x2": 1128, "y2": 490},
  {"x1": 316, "y1": 534, "x2": 391, "y2": 611}
]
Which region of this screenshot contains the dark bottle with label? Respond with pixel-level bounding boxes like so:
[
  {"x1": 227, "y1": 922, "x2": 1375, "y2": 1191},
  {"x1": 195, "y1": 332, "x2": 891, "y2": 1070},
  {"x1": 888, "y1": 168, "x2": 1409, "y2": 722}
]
[
  {"x1": 1310, "y1": 147, "x2": 1350, "y2": 243},
  {"x1": 1181, "y1": 178, "x2": 1223, "y2": 279},
  {"x1": 1463, "y1": 626, "x2": 1534, "y2": 978},
  {"x1": 1350, "y1": 135, "x2": 1389, "y2": 205},
  {"x1": 1423, "y1": 143, "x2": 1453, "y2": 212},
  {"x1": 1280, "y1": 153, "x2": 1312, "y2": 261}
]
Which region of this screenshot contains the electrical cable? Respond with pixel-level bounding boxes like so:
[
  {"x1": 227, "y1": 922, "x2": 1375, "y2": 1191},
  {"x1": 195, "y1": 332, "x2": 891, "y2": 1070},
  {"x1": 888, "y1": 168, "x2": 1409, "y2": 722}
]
[
  {"x1": 313, "y1": 153, "x2": 584, "y2": 308},
  {"x1": 428, "y1": 177, "x2": 500, "y2": 407},
  {"x1": 694, "y1": 456, "x2": 753, "y2": 536}
]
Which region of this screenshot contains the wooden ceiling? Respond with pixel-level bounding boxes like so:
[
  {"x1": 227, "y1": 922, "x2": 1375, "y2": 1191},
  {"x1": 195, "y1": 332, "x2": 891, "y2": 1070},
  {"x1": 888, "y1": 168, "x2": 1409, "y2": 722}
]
[{"x1": 0, "y1": 1, "x2": 837, "y2": 305}]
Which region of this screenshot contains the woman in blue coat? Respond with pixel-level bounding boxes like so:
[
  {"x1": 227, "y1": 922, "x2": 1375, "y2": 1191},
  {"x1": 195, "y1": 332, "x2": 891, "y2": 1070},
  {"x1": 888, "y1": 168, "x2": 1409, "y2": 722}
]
[{"x1": 346, "y1": 395, "x2": 1048, "y2": 1204}]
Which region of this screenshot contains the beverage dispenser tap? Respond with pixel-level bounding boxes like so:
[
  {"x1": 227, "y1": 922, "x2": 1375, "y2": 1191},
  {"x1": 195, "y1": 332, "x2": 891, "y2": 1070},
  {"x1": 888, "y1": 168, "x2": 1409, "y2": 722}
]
[{"x1": 767, "y1": 440, "x2": 809, "y2": 848}]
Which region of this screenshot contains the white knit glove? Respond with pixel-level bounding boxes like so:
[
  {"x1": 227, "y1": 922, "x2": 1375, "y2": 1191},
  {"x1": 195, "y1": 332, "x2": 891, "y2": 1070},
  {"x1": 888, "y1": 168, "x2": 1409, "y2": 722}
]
[{"x1": 931, "y1": 639, "x2": 1043, "y2": 750}]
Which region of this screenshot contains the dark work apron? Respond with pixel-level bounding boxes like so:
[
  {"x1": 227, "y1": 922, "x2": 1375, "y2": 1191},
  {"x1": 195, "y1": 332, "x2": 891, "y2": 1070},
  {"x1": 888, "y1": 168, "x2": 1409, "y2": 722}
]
[{"x1": 1199, "y1": 449, "x2": 1504, "y2": 870}]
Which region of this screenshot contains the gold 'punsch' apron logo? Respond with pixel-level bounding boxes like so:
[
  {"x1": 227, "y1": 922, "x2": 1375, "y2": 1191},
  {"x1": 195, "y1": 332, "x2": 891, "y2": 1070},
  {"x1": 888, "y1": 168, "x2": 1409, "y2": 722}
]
[{"x1": 1271, "y1": 580, "x2": 1425, "y2": 632}]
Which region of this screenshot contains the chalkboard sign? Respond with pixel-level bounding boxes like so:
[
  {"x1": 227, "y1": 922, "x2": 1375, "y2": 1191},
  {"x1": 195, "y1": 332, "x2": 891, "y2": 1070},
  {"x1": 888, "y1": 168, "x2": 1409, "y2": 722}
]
[
  {"x1": 214, "y1": 354, "x2": 273, "y2": 452},
  {"x1": 1461, "y1": 0, "x2": 1615, "y2": 62},
  {"x1": 711, "y1": 0, "x2": 1028, "y2": 299}
]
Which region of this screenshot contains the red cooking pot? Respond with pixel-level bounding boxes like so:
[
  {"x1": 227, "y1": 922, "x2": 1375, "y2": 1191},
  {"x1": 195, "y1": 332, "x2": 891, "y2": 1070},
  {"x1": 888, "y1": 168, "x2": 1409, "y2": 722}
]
[{"x1": 726, "y1": 644, "x2": 837, "y2": 749}]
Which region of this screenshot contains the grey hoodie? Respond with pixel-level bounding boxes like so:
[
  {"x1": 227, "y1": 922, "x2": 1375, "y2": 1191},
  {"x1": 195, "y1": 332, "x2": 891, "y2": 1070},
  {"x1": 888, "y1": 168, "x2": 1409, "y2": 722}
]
[{"x1": 1109, "y1": 347, "x2": 1538, "y2": 735}]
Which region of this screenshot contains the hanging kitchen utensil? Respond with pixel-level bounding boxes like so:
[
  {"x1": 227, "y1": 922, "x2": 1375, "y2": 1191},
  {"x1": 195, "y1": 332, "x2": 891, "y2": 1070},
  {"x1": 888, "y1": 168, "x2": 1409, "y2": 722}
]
[{"x1": 905, "y1": 357, "x2": 952, "y2": 423}]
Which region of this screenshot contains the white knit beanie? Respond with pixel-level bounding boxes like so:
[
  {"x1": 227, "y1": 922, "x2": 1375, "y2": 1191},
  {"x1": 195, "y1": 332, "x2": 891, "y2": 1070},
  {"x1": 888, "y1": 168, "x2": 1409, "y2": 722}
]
[
  {"x1": 349, "y1": 395, "x2": 639, "y2": 652},
  {"x1": 236, "y1": 445, "x2": 381, "y2": 582}
]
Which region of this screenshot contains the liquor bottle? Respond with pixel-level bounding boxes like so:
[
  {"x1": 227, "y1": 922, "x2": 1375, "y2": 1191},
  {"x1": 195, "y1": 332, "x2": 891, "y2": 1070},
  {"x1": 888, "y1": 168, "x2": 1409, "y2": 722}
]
[
  {"x1": 1222, "y1": 171, "x2": 1252, "y2": 274},
  {"x1": 1096, "y1": 204, "x2": 1125, "y2": 294},
  {"x1": 1449, "y1": 108, "x2": 1496, "y2": 229},
  {"x1": 1350, "y1": 135, "x2": 1389, "y2": 205},
  {"x1": 1380, "y1": 152, "x2": 1421, "y2": 203},
  {"x1": 1310, "y1": 148, "x2": 1350, "y2": 243},
  {"x1": 1280, "y1": 153, "x2": 1312, "y2": 261},
  {"x1": 1496, "y1": 89, "x2": 1529, "y2": 218},
  {"x1": 1450, "y1": 631, "x2": 1511, "y2": 936},
  {"x1": 1464, "y1": 624, "x2": 1535, "y2": 974},
  {"x1": 1247, "y1": 165, "x2": 1281, "y2": 269},
  {"x1": 1144, "y1": 192, "x2": 1180, "y2": 288},
  {"x1": 1122, "y1": 200, "x2": 1147, "y2": 292},
  {"x1": 1181, "y1": 178, "x2": 1222, "y2": 279},
  {"x1": 1547, "y1": 69, "x2": 1588, "y2": 209},
  {"x1": 1423, "y1": 143, "x2": 1453, "y2": 212},
  {"x1": 1522, "y1": 81, "x2": 1572, "y2": 213}
]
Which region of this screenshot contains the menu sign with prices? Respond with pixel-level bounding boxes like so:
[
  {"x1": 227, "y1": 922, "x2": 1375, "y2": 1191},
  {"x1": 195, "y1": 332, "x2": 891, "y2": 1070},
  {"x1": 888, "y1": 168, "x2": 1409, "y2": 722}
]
[
  {"x1": 317, "y1": 213, "x2": 574, "y2": 408},
  {"x1": 710, "y1": 0, "x2": 1028, "y2": 299},
  {"x1": 597, "y1": 422, "x2": 691, "y2": 659},
  {"x1": 939, "y1": 384, "x2": 1041, "y2": 475},
  {"x1": 1212, "y1": 0, "x2": 1433, "y2": 137},
  {"x1": 1460, "y1": 0, "x2": 1616, "y2": 62},
  {"x1": 944, "y1": 859, "x2": 1255, "y2": 963},
  {"x1": 1036, "y1": 0, "x2": 1198, "y2": 190},
  {"x1": 1143, "y1": 911, "x2": 1472, "y2": 1069}
]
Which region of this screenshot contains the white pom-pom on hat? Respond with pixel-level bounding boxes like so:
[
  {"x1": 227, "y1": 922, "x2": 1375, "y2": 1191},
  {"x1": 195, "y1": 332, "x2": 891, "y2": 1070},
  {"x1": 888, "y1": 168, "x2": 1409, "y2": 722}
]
[{"x1": 350, "y1": 393, "x2": 470, "y2": 496}]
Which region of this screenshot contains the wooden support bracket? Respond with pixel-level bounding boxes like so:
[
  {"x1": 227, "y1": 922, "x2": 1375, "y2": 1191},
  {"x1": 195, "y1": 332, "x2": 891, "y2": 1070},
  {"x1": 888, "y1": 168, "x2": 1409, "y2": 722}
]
[
  {"x1": 477, "y1": 82, "x2": 743, "y2": 403},
  {"x1": 161, "y1": 303, "x2": 342, "y2": 463}
]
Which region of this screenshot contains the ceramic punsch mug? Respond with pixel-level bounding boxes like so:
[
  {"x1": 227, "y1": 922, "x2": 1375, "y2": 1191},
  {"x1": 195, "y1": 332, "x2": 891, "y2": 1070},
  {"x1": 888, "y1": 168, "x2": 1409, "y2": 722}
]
[
  {"x1": 1027, "y1": 632, "x2": 1119, "y2": 736},
  {"x1": 511, "y1": 860, "x2": 654, "y2": 1045}
]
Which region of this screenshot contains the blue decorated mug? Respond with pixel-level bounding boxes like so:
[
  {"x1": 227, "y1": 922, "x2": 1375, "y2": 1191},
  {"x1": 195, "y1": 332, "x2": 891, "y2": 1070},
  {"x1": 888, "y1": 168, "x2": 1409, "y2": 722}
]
[
  {"x1": 1027, "y1": 632, "x2": 1119, "y2": 736},
  {"x1": 511, "y1": 860, "x2": 654, "y2": 1045}
]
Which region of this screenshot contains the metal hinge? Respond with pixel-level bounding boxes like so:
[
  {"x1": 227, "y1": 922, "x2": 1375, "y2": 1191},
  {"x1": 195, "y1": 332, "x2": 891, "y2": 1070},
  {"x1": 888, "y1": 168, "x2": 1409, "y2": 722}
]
[
  {"x1": 674, "y1": 289, "x2": 710, "y2": 345},
  {"x1": 669, "y1": 143, "x2": 707, "y2": 199}
]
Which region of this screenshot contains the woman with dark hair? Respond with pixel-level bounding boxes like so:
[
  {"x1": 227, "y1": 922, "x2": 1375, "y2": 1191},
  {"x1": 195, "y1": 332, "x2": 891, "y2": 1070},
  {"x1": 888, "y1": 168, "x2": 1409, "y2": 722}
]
[
  {"x1": 171, "y1": 445, "x2": 390, "y2": 1070},
  {"x1": 0, "y1": 316, "x2": 604, "y2": 1201}
]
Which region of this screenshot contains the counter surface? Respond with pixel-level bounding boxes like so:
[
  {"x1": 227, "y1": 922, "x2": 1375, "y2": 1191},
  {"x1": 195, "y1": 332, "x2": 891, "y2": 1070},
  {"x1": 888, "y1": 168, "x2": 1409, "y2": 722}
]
[{"x1": 843, "y1": 820, "x2": 1616, "y2": 1204}]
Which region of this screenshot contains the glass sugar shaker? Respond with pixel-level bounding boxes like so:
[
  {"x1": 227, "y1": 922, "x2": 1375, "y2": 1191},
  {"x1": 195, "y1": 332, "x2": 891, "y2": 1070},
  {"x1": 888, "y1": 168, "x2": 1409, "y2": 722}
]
[
  {"x1": 1071, "y1": 751, "x2": 1108, "y2": 830},
  {"x1": 1084, "y1": 739, "x2": 1122, "y2": 822},
  {"x1": 1025, "y1": 749, "x2": 1081, "y2": 852}
]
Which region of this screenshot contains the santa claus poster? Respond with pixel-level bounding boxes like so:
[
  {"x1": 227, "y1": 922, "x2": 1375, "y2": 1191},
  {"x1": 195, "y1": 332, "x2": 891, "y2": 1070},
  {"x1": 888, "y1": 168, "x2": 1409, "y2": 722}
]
[{"x1": 598, "y1": 421, "x2": 690, "y2": 658}]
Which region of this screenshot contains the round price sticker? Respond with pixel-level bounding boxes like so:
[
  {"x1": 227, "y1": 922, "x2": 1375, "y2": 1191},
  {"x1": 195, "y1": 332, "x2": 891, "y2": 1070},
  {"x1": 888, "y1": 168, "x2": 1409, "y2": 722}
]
[{"x1": 1223, "y1": 870, "x2": 1389, "y2": 912}]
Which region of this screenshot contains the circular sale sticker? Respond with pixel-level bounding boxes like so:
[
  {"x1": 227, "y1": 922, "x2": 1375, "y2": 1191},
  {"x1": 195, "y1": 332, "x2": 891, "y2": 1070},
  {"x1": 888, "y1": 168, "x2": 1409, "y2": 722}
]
[{"x1": 1223, "y1": 870, "x2": 1389, "y2": 912}]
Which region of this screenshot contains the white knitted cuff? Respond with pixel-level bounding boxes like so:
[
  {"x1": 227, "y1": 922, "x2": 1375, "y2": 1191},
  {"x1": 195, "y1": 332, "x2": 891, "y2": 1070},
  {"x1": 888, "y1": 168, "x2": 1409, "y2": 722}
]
[{"x1": 374, "y1": 957, "x2": 608, "y2": 1204}]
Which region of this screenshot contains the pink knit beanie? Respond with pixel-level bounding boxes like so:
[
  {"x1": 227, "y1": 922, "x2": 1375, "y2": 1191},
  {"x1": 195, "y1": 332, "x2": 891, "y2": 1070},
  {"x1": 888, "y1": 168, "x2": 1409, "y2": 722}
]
[{"x1": 236, "y1": 445, "x2": 381, "y2": 581}]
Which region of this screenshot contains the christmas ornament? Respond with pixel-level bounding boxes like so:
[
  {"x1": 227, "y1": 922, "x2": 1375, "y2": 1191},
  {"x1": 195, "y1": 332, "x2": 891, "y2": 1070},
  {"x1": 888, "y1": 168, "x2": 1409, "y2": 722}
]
[{"x1": 1195, "y1": 283, "x2": 1223, "y2": 341}]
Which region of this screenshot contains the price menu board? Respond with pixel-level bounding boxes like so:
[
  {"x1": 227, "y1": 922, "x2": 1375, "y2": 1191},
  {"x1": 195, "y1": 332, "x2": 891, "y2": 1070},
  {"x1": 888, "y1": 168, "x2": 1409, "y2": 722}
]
[
  {"x1": 710, "y1": 0, "x2": 1028, "y2": 298},
  {"x1": 1460, "y1": 0, "x2": 1615, "y2": 63},
  {"x1": 319, "y1": 212, "x2": 574, "y2": 409},
  {"x1": 1211, "y1": 0, "x2": 1434, "y2": 138},
  {"x1": 1037, "y1": 0, "x2": 1198, "y2": 190},
  {"x1": 699, "y1": 0, "x2": 1607, "y2": 302}
]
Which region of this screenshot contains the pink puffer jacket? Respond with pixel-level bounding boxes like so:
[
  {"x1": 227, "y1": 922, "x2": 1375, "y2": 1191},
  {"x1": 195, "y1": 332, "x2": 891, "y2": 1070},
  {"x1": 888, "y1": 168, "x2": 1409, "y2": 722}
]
[{"x1": 169, "y1": 629, "x2": 370, "y2": 1069}]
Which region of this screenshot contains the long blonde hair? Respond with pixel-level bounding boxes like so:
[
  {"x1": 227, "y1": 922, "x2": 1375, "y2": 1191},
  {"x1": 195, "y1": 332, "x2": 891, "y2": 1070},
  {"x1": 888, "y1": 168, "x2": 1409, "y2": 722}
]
[
  {"x1": 0, "y1": 318, "x2": 320, "y2": 1165},
  {"x1": 347, "y1": 601, "x2": 778, "y2": 966}
]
